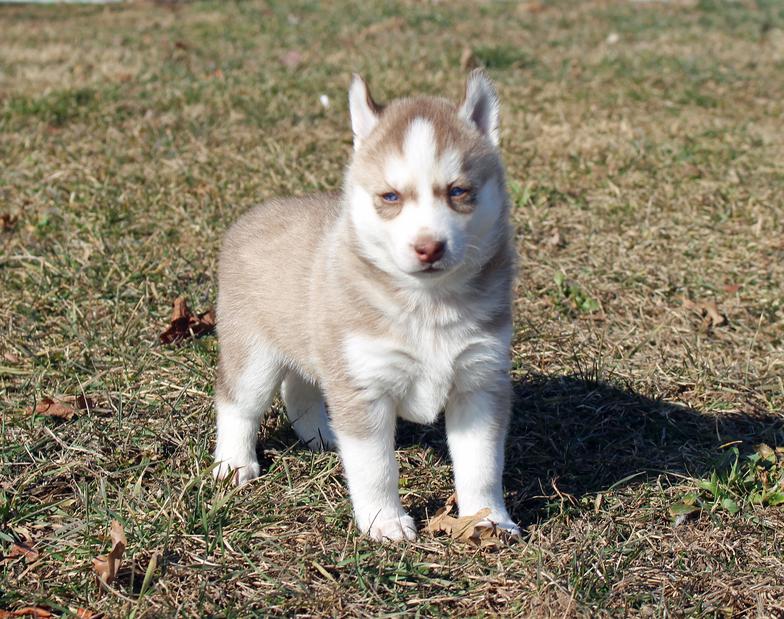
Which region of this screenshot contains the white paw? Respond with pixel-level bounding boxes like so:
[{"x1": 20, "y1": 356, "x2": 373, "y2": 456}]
[
  {"x1": 366, "y1": 513, "x2": 417, "y2": 542},
  {"x1": 213, "y1": 459, "x2": 260, "y2": 485},
  {"x1": 477, "y1": 517, "x2": 521, "y2": 538}
]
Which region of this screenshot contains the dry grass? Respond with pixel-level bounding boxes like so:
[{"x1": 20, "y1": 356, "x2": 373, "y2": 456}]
[{"x1": 1, "y1": 0, "x2": 783, "y2": 616}]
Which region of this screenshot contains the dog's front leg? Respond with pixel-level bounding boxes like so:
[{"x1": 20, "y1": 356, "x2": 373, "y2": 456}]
[
  {"x1": 334, "y1": 399, "x2": 416, "y2": 542},
  {"x1": 446, "y1": 384, "x2": 520, "y2": 535}
]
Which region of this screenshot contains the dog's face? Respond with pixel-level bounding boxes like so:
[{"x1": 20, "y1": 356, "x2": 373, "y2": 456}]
[{"x1": 346, "y1": 71, "x2": 508, "y2": 286}]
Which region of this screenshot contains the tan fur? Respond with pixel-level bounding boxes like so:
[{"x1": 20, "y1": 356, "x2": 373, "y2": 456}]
[{"x1": 217, "y1": 77, "x2": 513, "y2": 436}]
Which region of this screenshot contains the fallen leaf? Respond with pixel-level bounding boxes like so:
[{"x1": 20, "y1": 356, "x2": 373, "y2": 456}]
[
  {"x1": 0, "y1": 213, "x2": 18, "y2": 232},
  {"x1": 460, "y1": 47, "x2": 478, "y2": 71},
  {"x1": 159, "y1": 296, "x2": 216, "y2": 345},
  {"x1": 356, "y1": 16, "x2": 406, "y2": 41},
  {"x1": 74, "y1": 609, "x2": 102, "y2": 619},
  {"x1": 723, "y1": 283, "x2": 741, "y2": 294},
  {"x1": 0, "y1": 609, "x2": 52, "y2": 618},
  {"x1": 545, "y1": 229, "x2": 563, "y2": 249},
  {"x1": 92, "y1": 520, "x2": 127, "y2": 585},
  {"x1": 518, "y1": 1, "x2": 546, "y2": 13},
  {"x1": 681, "y1": 297, "x2": 728, "y2": 330},
  {"x1": 30, "y1": 395, "x2": 94, "y2": 420},
  {"x1": 3, "y1": 352, "x2": 21, "y2": 363},
  {"x1": 701, "y1": 301, "x2": 726, "y2": 327},
  {"x1": 6, "y1": 541, "x2": 39, "y2": 562},
  {"x1": 426, "y1": 495, "x2": 516, "y2": 548}
]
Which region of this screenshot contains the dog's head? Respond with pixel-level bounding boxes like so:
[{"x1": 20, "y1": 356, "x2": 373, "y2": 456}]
[{"x1": 346, "y1": 70, "x2": 509, "y2": 286}]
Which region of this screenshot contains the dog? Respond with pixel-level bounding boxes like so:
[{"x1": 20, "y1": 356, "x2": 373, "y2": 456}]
[{"x1": 213, "y1": 69, "x2": 519, "y2": 542}]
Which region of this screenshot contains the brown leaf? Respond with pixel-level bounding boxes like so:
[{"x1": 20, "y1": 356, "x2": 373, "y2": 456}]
[
  {"x1": 92, "y1": 520, "x2": 127, "y2": 585},
  {"x1": 74, "y1": 609, "x2": 103, "y2": 619},
  {"x1": 460, "y1": 47, "x2": 478, "y2": 71},
  {"x1": 0, "y1": 609, "x2": 52, "y2": 618},
  {"x1": 545, "y1": 229, "x2": 564, "y2": 249},
  {"x1": 518, "y1": 1, "x2": 547, "y2": 13},
  {"x1": 356, "y1": 16, "x2": 406, "y2": 41},
  {"x1": 0, "y1": 213, "x2": 18, "y2": 232},
  {"x1": 159, "y1": 296, "x2": 216, "y2": 345},
  {"x1": 426, "y1": 496, "x2": 515, "y2": 547},
  {"x1": 681, "y1": 297, "x2": 728, "y2": 329},
  {"x1": 7, "y1": 541, "x2": 39, "y2": 563},
  {"x1": 701, "y1": 301, "x2": 726, "y2": 328},
  {"x1": 3, "y1": 352, "x2": 20, "y2": 363},
  {"x1": 31, "y1": 395, "x2": 94, "y2": 420}
]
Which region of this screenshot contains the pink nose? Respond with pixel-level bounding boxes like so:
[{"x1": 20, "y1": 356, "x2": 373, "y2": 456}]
[{"x1": 413, "y1": 238, "x2": 446, "y2": 264}]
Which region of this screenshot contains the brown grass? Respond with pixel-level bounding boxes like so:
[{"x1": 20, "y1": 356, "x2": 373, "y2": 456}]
[{"x1": 1, "y1": 0, "x2": 783, "y2": 616}]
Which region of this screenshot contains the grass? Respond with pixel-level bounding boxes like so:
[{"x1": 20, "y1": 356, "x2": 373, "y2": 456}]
[{"x1": 1, "y1": 0, "x2": 783, "y2": 616}]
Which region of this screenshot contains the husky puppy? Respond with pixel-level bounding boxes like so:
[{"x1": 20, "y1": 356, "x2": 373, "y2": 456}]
[{"x1": 214, "y1": 69, "x2": 519, "y2": 541}]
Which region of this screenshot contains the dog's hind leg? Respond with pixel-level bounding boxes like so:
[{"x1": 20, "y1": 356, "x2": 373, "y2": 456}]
[
  {"x1": 281, "y1": 371, "x2": 335, "y2": 451},
  {"x1": 214, "y1": 337, "x2": 286, "y2": 484}
]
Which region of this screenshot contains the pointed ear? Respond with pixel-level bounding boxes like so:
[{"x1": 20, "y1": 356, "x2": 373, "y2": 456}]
[
  {"x1": 348, "y1": 74, "x2": 381, "y2": 150},
  {"x1": 458, "y1": 69, "x2": 500, "y2": 146}
]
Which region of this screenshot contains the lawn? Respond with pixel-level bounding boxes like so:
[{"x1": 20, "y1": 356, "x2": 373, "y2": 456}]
[{"x1": 1, "y1": 0, "x2": 783, "y2": 616}]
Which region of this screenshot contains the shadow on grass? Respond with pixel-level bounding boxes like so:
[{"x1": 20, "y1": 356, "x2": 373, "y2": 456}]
[{"x1": 399, "y1": 373, "x2": 784, "y2": 525}]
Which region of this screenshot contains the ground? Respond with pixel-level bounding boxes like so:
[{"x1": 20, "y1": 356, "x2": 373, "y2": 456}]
[{"x1": 1, "y1": 0, "x2": 783, "y2": 616}]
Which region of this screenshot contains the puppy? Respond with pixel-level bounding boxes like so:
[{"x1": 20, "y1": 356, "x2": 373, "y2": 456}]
[{"x1": 214, "y1": 70, "x2": 519, "y2": 541}]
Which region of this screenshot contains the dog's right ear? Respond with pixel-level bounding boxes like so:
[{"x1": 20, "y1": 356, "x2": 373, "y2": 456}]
[{"x1": 349, "y1": 74, "x2": 381, "y2": 150}]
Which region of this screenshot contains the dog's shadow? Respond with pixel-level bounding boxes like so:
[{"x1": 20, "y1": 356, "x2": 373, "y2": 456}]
[{"x1": 397, "y1": 374, "x2": 784, "y2": 525}]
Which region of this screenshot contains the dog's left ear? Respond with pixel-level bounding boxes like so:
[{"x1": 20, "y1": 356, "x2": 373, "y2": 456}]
[
  {"x1": 349, "y1": 74, "x2": 381, "y2": 150},
  {"x1": 459, "y1": 69, "x2": 500, "y2": 146}
]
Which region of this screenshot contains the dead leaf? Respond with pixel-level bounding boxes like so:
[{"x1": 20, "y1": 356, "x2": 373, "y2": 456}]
[
  {"x1": 3, "y1": 352, "x2": 21, "y2": 363},
  {"x1": 74, "y1": 609, "x2": 102, "y2": 619},
  {"x1": 518, "y1": 1, "x2": 546, "y2": 13},
  {"x1": 701, "y1": 301, "x2": 726, "y2": 327},
  {"x1": 681, "y1": 297, "x2": 728, "y2": 330},
  {"x1": 30, "y1": 395, "x2": 94, "y2": 420},
  {"x1": 0, "y1": 609, "x2": 52, "y2": 618},
  {"x1": 723, "y1": 283, "x2": 741, "y2": 294},
  {"x1": 6, "y1": 541, "x2": 39, "y2": 563},
  {"x1": 0, "y1": 213, "x2": 18, "y2": 232},
  {"x1": 159, "y1": 296, "x2": 216, "y2": 345},
  {"x1": 426, "y1": 495, "x2": 516, "y2": 548},
  {"x1": 460, "y1": 47, "x2": 478, "y2": 71},
  {"x1": 356, "y1": 16, "x2": 406, "y2": 41},
  {"x1": 92, "y1": 520, "x2": 127, "y2": 585},
  {"x1": 545, "y1": 229, "x2": 563, "y2": 249}
]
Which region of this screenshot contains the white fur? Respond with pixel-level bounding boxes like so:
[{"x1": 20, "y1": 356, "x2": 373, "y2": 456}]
[
  {"x1": 341, "y1": 320, "x2": 520, "y2": 537},
  {"x1": 281, "y1": 371, "x2": 335, "y2": 451},
  {"x1": 337, "y1": 401, "x2": 416, "y2": 541},
  {"x1": 446, "y1": 389, "x2": 518, "y2": 533},
  {"x1": 350, "y1": 118, "x2": 505, "y2": 288},
  {"x1": 214, "y1": 339, "x2": 286, "y2": 484}
]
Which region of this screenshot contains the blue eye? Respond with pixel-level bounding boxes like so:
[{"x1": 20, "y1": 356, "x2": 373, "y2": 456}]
[
  {"x1": 381, "y1": 192, "x2": 400, "y2": 202},
  {"x1": 449, "y1": 186, "x2": 468, "y2": 198}
]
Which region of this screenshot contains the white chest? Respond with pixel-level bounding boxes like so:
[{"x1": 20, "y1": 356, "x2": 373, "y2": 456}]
[{"x1": 341, "y1": 321, "x2": 510, "y2": 425}]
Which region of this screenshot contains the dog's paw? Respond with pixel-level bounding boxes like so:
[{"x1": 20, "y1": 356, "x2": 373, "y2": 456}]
[
  {"x1": 477, "y1": 517, "x2": 521, "y2": 538},
  {"x1": 303, "y1": 428, "x2": 336, "y2": 452},
  {"x1": 213, "y1": 459, "x2": 260, "y2": 486},
  {"x1": 366, "y1": 513, "x2": 417, "y2": 542}
]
